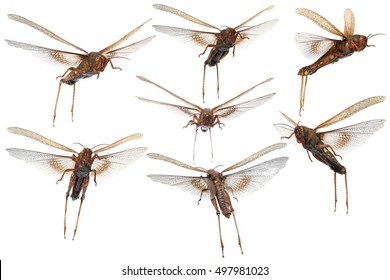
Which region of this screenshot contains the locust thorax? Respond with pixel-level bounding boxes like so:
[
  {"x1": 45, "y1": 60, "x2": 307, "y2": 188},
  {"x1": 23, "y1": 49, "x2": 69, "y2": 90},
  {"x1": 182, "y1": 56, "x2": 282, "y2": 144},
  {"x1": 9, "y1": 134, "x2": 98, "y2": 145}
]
[
  {"x1": 78, "y1": 148, "x2": 93, "y2": 168},
  {"x1": 207, "y1": 169, "x2": 222, "y2": 183},
  {"x1": 347, "y1": 35, "x2": 368, "y2": 52},
  {"x1": 199, "y1": 108, "x2": 214, "y2": 132},
  {"x1": 87, "y1": 52, "x2": 109, "y2": 70},
  {"x1": 294, "y1": 125, "x2": 307, "y2": 144},
  {"x1": 219, "y1": 28, "x2": 238, "y2": 46}
]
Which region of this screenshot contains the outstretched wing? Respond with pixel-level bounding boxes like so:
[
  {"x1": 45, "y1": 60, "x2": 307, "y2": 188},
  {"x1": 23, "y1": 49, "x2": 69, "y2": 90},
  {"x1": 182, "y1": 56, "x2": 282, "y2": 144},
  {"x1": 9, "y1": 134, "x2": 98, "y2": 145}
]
[
  {"x1": 315, "y1": 96, "x2": 386, "y2": 130},
  {"x1": 343, "y1": 8, "x2": 355, "y2": 37},
  {"x1": 234, "y1": 5, "x2": 274, "y2": 29},
  {"x1": 5, "y1": 39, "x2": 84, "y2": 67},
  {"x1": 147, "y1": 153, "x2": 205, "y2": 173},
  {"x1": 7, "y1": 14, "x2": 88, "y2": 53},
  {"x1": 93, "y1": 133, "x2": 143, "y2": 153},
  {"x1": 7, "y1": 127, "x2": 77, "y2": 153},
  {"x1": 224, "y1": 157, "x2": 288, "y2": 197},
  {"x1": 137, "y1": 76, "x2": 202, "y2": 110},
  {"x1": 223, "y1": 143, "x2": 287, "y2": 172},
  {"x1": 6, "y1": 148, "x2": 75, "y2": 179},
  {"x1": 234, "y1": 19, "x2": 278, "y2": 49},
  {"x1": 153, "y1": 25, "x2": 218, "y2": 51},
  {"x1": 295, "y1": 8, "x2": 345, "y2": 38},
  {"x1": 153, "y1": 4, "x2": 219, "y2": 30},
  {"x1": 294, "y1": 33, "x2": 336, "y2": 59},
  {"x1": 100, "y1": 18, "x2": 152, "y2": 54},
  {"x1": 105, "y1": 36, "x2": 155, "y2": 59},
  {"x1": 318, "y1": 119, "x2": 385, "y2": 155},
  {"x1": 92, "y1": 147, "x2": 147, "y2": 179},
  {"x1": 136, "y1": 97, "x2": 199, "y2": 118},
  {"x1": 273, "y1": 123, "x2": 295, "y2": 138},
  {"x1": 147, "y1": 174, "x2": 211, "y2": 199},
  {"x1": 215, "y1": 93, "x2": 275, "y2": 121}
]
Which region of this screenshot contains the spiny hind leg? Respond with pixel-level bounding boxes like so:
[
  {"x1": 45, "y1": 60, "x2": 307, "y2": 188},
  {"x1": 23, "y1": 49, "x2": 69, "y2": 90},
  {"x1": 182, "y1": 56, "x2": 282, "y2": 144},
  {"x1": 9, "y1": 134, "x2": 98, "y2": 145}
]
[
  {"x1": 333, "y1": 172, "x2": 338, "y2": 212},
  {"x1": 211, "y1": 198, "x2": 224, "y2": 258},
  {"x1": 72, "y1": 178, "x2": 89, "y2": 240},
  {"x1": 72, "y1": 197, "x2": 85, "y2": 240},
  {"x1": 216, "y1": 63, "x2": 220, "y2": 98},
  {"x1": 192, "y1": 127, "x2": 199, "y2": 164},
  {"x1": 209, "y1": 129, "x2": 213, "y2": 163},
  {"x1": 53, "y1": 81, "x2": 76, "y2": 125},
  {"x1": 333, "y1": 172, "x2": 349, "y2": 214},
  {"x1": 64, "y1": 186, "x2": 72, "y2": 239},
  {"x1": 344, "y1": 171, "x2": 349, "y2": 214},
  {"x1": 53, "y1": 81, "x2": 63, "y2": 127},
  {"x1": 225, "y1": 194, "x2": 243, "y2": 254},
  {"x1": 299, "y1": 75, "x2": 308, "y2": 116},
  {"x1": 54, "y1": 68, "x2": 75, "y2": 126},
  {"x1": 202, "y1": 64, "x2": 207, "y2": 103},
  {"x1": 70, "y1": 84, "x2": 76, "y2": 122},
  {"x1": 231, "y1": 211, "x2": 243, "y2": 254}
]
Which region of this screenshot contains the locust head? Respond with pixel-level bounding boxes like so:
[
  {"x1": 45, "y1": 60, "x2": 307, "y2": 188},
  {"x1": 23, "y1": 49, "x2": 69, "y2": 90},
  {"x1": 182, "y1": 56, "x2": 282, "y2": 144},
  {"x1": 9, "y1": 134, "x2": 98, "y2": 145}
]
[{"x1": 348, "y1": 35, "x2": 368, "y2": 52}]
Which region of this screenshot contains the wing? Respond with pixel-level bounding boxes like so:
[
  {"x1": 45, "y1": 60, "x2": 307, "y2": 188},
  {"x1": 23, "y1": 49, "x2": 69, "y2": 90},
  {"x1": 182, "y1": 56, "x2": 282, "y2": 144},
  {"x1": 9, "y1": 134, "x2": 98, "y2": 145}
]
[
  {"x1": 7, "y1": 14, "x2": 88, "y2": 54},
  {"x1": 153, "y1": 4, "x2": 219, "y2": 30},
  {"x1": 223, "y1": 143, "x2": 287, "y2": 172},
  {"x1": 224, "y1": 157, "x2": 288, "y2": 197},
  {"x1": 315, "y1": 96, "x2": 386, "y2": 129},
  {"x1": 5, "y1": 39, "x2": 84, "y2": 67},
  {"x1": 318, "y1": 119, "x2": 385, "y2": 155},
  {"x1": 273, "y1": 123, "x2": 295, "y2": 139},
  {"x1": 137, "y1": 76, "x2": 202, "y2": 110},
  {"x1": 234, "y1": 19, "x2": 278, "y2": 48},
  {"x1": 235, "y1": 5, "x2": 274, "y2": 28},
  {"x1": 6, "y1": 148, "x2": 75, "y2": 179},
  {"x1": 153, "y1": 25, "x2": 218, "y2": 50},
  {"x1": 147, "y1": 174, "x2": 211, "y2": 199},
  {"x1": 93, "y1": 133, "x2": 143, "y2": 153},
  {"x1": 295, "y1": 8, "x2": 345, "y2": 38},
  {"x1": 105, "y1": 36, "x2": 155, "y2": 59},
  {"x1": 7, "y1": 127, "x2": 77, "y2": 153},
  {"x1": 147, "y1": 153, "x2": 205, "y2": 173},
  {"x1": 92, "y1": 147, "x2": 147, "y2": 179},
  {"x1": 277, "y1": 111, "x2": 299, "y2": 127},
  {"x1": 136, "y1": 97, "x2": 200, "y2": 118},
  {"x1": 99, "y1": 18, "x2": 152, "y2": 54},
  {"x1": 294, "y1": 33, "x2": 336, "y2": 59},
  {"x1": 214, "y1": 93, "x2": 275, "y2": 121},
  {"x1": 343, "y1": 8, "x2": 355, "y2": 37},
  {"x1": 213, "y1": 78, "x2": 273, "y2": 110}
]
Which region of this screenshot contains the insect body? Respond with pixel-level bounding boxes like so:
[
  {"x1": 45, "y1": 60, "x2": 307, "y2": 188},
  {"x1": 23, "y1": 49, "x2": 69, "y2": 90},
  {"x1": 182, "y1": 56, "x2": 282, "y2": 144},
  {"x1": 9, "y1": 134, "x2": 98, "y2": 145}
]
[
  {"x1": 136, "y1": 75, "x2": 275, "y2": 162},
  {"x1": 6, "y1": 14, "x2": 155, "y2": 125},
  {"x1": 147, "y1": 143, "x2": 288, "y2": 257},
  {"x1": 153, "y1": 4, "x2": 277, "y2": 101},
  {"x1": 295, "y1": 8, "x2": 379, "y2": 115},
  {"x1": 274, "y1": 96, "x2": 386, "y2": 213},
  {"x1": 6, "y1": 127, "x2": 146, "y2": 239}
]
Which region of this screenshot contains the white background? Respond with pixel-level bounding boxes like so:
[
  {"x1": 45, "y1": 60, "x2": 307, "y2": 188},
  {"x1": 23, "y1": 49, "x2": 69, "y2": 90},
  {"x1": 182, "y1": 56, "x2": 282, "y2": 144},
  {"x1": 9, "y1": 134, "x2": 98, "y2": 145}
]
[{"x1": 0, "y1": 0, "x2": 389, "y2": 279}]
